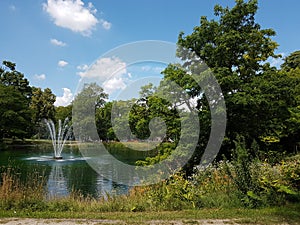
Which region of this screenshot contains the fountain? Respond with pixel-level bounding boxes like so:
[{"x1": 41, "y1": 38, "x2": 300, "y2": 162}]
[{"x1": 45, "y1": 118, "x2": 72, "y2": 159}]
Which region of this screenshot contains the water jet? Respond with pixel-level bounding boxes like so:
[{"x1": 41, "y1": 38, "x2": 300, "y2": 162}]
[{"x1": 44, "y1": 118, "x2": 71, "y2": 160}]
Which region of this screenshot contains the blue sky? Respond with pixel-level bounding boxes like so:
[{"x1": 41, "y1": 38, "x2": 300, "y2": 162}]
[{"x1": 0, "y1": 0, "x2": 299, "y2": 106}]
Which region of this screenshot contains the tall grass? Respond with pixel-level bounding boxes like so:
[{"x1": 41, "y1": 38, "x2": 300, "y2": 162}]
[{"x1": 0, "y1": 167, "x2": 46, "y2": 211}]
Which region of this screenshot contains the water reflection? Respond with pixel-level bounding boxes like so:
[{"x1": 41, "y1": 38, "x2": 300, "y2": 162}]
[
  {"x1": 0, "y1": 145, "x2": 129, "y2": 198},
  {"x1": 47, "y1": 162, "x2": 69, "y2": 197},
  {"x1": 26, "y1": 154, "x2": 129, "y2": 198}
]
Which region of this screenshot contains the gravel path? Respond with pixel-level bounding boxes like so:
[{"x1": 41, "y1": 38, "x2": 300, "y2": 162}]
[{"x1": 0, "y1": 218, "x2": 245, "y2": 225}]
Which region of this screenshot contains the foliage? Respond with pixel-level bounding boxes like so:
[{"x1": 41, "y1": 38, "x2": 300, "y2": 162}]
[
  {"x1": 0, "y1": 61, "x2": 32, "y2": 101},
  {"x1": 30, "y1": 87, "x2": 56, "y2": 124},
  {"x1": 72, "y1": 83, "x2": 108, "y2": 141},
  {"x1": 0, "y1": 84, "x2": 32, "y2": 140},
  {"x1": 0, "y1": 61, "x2": 34, "y2": 140},
  {"x1": 158, "y1": 0, "x2": 300, "y2": 171},
  {"x1": 178, "y1": 0, "x2": 279, "y2": 78},
  {"x1": 282, "y1": 50, "x2": 300, "y2": 71},
  {"x1": 55, "y1": 105, "x2": 72, "y2": 123}
]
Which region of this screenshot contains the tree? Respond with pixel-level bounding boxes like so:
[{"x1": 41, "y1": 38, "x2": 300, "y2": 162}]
[
  {"x1": 279, "y1": 51, "x2": 300, "y2": 151},
  {"x1": 281, "y1": 50, "x2": 300, "y2": 71},
  {"x1": 30, "y1": 87, "x2": 56, "y2": 124},
  {"x1": 0, "y1": 61, "x2": 33, "y2": 140},
  {"x1": 95, "y1": 102, "x2": 115, "y2": 141},
  {"x1": 179, "y1": 0, "x2": 279, "y2": 75},
  {"x1": 55, "y1": 105, "x2": 73, "y2": 123},
  {"x1": 140, "y1": 0, "x2": 299, "y2": 177},
  {"x1": 29, "y1": 87, "x2": 56, "y2": 139},
  {"x1": 72, "y1": 83, "x2": 108, "y2": 141},
  {"x1": 176, "y1": 0, "x2": 282, "y2": 151},
  {"x1": 0, "y1": 61, "x2": 32, "y2": 101},
  {"x1": 0, "y1": 84, "x2": 32, "y2": 140}
]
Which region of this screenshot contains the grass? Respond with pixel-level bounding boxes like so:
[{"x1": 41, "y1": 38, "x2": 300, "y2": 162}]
[{"x1": 0, "y1": 204, "x2": 299, "y2": 224}]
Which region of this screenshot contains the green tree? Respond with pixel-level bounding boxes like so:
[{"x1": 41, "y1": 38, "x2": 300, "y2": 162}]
[
  {"x1": 0, "y1": 61, "x2": 33, "y2": 140},
  {"x1": 0, "y1": 84, "x2": 32, "y2": 140},
  {"x1": 73, "y1": 83, "x2": 108, "y2": 141},
  {"x1": 279, "y1": 51, "x2": 300, "y2": 151},
  {"x1": 95, "y1": 102, "x2": 115, "y2": 141},
  {"x1": 55, "y1": 105, "x2": 73, "y2": 123},
  {"x1": 0, "y1": 61, "x2": 32, "y2": 101},
  {"x1": 281, "y1": 50, "x2": 300, "y2": 71},
  {"x1": 29, "y1": 87, "x2": 56, "y2": 139},
  {"x1": 175, "y1": 0, "x2": 283, "y2": 155},
  {"x1": 178, "y1": 0, "x2": 279, "y2": 81},
  {"x1": 30, "y1": 87, "x2": 56, "y2": 124}
]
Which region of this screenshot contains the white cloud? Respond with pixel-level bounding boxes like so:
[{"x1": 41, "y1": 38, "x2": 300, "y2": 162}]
[
  {"x1": 100, "y1": 19, "x2": 111, "y2": 30},
  {"x1": 103, "y1": 77, "x2": 126, "y2": 94},
  {"x1": 58, "y1": 60, "x2": 68, "y2": 67},
  {"x1": 43, "y1": 0, "x2": 102, "y2": 36},
  {"x1": 77, "y1": 64, "x2": 89, "y2": 71},
  {"x1": 50, "y1": 38, "x2": 67, "y2": 46},
  {"x1": 269, "y1": 53, "x2": 286, "y2": 68},
  {"x1": 77, "y1": 57, "x2": 128, "y2": 94},
  {"x1": 78, "y1": 57, "x2": 126, "y2": 79},
  {"x1": 54, "y1": 88, "x2": 73, "y2": 106},
  {"x1": 34, "y1": 74, "x2": 46, "y2": 81}
]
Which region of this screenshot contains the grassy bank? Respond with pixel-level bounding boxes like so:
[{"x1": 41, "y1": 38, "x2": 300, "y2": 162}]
[{"x1": 0, "y1": 204, "x2": 299, "y2": 224}]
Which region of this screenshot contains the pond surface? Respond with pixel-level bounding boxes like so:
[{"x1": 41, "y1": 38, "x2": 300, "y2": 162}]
[{"x1": 0, "y1": 144, "x2": 129, "y2": 198}]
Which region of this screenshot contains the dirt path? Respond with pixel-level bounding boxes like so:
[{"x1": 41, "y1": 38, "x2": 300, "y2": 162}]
[{"x1": 0, "y1": 218, "x2": 247, "y2": 225}]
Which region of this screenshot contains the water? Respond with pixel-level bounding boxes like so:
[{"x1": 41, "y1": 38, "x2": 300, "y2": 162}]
[
  {"x1": 0, "y1": 144, "x2": 129, "y2": 198},
  {"x1": 44, "y1": 118, "x2": 71, "y2": 159}
]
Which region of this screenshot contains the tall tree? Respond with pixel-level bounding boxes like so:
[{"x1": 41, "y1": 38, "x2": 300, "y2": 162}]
[
  {"x1": 176, "y1": 0, "x2": 281, "y2": 149},
  {"x1": 55, "y1": 105, "x2": 73, "y2": 123},
  {"x1": 30, "y1": 87, "x2": 56, "y2": 124},
  {"x1": 73, "y1": 83, "x2": 108, "y2": 141},
  {"x1": 146, "y1": 0, "x2": 300, "y2": 176},
  {"x1": 0, "y1": 61, "x2": 32, "y2": 101},
  {"x1": 0, "y1": 84, "x2": 32, "y2": 140},
  {"x1": 178, "y1": 0, "x2": 279, "y2": 81},
  {"x1": 29, "y1": 87, "x2": 56, "y2": 139},
  {"x1": 0, "y1": 61, "x2": 33, "y2": 140}
]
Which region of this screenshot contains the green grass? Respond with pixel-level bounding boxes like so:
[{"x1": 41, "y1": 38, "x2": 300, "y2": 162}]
[{"x1": 0, "y1": 204, "x2": 299, "y2": 224}]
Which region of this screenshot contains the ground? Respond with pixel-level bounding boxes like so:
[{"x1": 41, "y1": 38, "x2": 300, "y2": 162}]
[{"x1": 0, "y1": 218, "x2": 296, "y2": 225}]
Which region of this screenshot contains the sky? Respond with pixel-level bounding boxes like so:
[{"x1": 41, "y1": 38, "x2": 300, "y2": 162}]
[{"x1": 0, "y1": 0, "x2": 299, "y2": 106}]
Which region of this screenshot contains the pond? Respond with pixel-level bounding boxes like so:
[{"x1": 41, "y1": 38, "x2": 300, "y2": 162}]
[{"x1": 0, "y1": 143, "x2": 129, "y2": 198}]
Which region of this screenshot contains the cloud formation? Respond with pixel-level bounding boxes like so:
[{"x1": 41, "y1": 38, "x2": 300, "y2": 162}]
[
  {"x1": 50, "y1": 38, "x2": 67, "y2": 46},
  {"x1": 269, "y1": 53, "x2": 285, "y2": 68},
  {"x1": 54, "y1": 88, "x2": 73, "y2": 106},
  {"x1": 77, "y1": 57, "x2": 128, "y2": 94},
  {"x1": 58, "y1": 60, "x2": 68, "y2": 67},
  {"x1": 43, "y1": 0, "x2": 110, "y2": 36},
  {"x1": 78, "y1": 57, "x2": 126, "y2": 79},
  {"x1": 100, "y1": 19, "x2": 112, "y2": 30},
  {"x1": 34, "y1": 74, "x2": 46, "y2": 81},
  {"x1": 103, "y1": 77, "x2": 126, "y2": 94},
  {"x1": 77, "y1": 64, "x2": 89, "y2": 71}
]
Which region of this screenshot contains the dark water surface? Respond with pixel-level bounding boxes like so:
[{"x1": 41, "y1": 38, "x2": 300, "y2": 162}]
[{"x1": 0, "y1": 144, "x2": 129, "y2": 198}]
